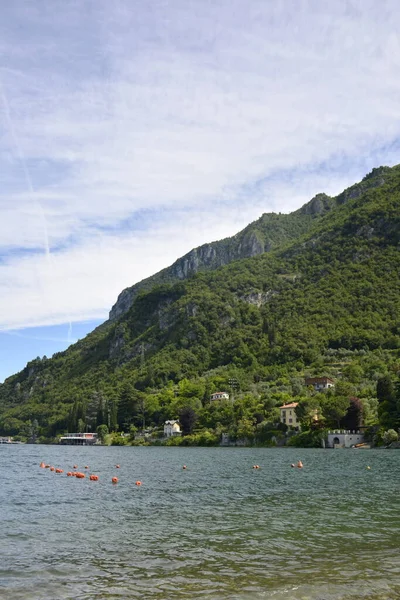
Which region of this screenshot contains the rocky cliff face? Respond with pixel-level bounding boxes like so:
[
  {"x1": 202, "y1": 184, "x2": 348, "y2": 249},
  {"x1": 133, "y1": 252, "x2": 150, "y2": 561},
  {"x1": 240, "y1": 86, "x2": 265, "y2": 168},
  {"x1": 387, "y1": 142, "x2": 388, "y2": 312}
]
[
  {"x1": 298, "y1": 193, "x2": 333, "y2": 215},
  {"x1": 109, "y1": 166, "x2": 391, "y2": 321},
  {"x1": 109, "y1": 230, "x2": 266, "y2": 320}
]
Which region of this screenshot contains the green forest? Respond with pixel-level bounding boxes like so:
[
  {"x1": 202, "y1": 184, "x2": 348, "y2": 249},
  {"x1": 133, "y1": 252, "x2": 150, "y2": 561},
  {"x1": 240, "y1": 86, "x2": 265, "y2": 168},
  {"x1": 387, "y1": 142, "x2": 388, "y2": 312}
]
[{"x1": 0, "y1": 165, "x2": 399, "y2": 447}]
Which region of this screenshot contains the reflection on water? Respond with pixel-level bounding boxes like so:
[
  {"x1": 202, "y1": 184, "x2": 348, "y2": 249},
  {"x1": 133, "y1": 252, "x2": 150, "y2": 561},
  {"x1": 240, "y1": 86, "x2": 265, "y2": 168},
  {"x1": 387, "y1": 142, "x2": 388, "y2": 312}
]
[{"x1": 0, "y1": 446, "x2": 399, "y2": 599}]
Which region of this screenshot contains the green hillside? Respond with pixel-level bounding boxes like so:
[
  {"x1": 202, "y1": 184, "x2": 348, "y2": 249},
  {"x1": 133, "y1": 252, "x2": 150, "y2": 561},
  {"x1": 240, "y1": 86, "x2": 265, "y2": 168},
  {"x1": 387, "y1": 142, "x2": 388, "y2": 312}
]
[
  {"x1": 0, "y1": 165, "x2": 399, "y2": 444},
  {"x1": 109, "y1": 166, "x2": 389, "y2": 320}
]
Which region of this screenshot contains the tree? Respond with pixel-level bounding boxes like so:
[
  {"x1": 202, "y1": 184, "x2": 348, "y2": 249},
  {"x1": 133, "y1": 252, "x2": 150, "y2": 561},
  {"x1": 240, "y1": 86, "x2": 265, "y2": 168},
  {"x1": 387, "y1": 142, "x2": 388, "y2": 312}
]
[
  {"x1": 128, "y1": 424, "x2": 137, "y2": 442},
  {"x1": 342, "y1": 363, "x2": 364, "y2": 384},
  {"x1": 117, "y1": 383, "x2": 137, "y2": 431},
  {"x1": 96, "y1": 392, "x2": 107, "y2": 427},
  {"x1": 28, "y1": 419, "x2": 39, "y2": 443},
  {"x1": 86, "y1": 392, "x2": 101, "y2": 431},
  {"x1": 322, "y1": 396, "x2": 350, "y2": 428},
  {"x1": 295, "y1": 397, "x2": 322, "y2": 429},
  {"x1": 341, "y1": 397, "x2": 363, "y2": 430},
  {"x1": 377, "y1": 377, "x2": 399, "y2": 429},
  {"x1": 383, "y1": 429, "x2": 398, "y2": 445},
  {"x1": 108, "y1": 398, "x2": 118, "y2": 432},
  {"x1": 96, "y1": 424, "x2": 109, "y2": 443},
  {"x1": 376, "y1": 375, "x2": 395, "y2": 404},
  {"x1": 236, "y1": 417, "x2": 255, "y2": 442},
  {"x1": 179, "y1": 406, "x2": 198, "y2": 435}
]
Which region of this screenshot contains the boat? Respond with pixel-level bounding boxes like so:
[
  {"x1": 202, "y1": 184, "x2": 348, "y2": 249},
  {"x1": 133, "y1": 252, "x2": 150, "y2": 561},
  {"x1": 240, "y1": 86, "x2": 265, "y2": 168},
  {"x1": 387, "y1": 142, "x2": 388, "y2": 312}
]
[{"x1": 351, "y1": 443, "x2": 371, "y2": 449}]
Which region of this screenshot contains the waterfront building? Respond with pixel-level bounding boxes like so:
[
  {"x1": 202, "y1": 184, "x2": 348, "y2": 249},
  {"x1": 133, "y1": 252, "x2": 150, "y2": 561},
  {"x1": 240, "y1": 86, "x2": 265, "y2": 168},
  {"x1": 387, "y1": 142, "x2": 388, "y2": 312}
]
[
  {"x1": 326, "y1": 430, "x2": 365, "y2": 448},
  {"x1": 164, "y1": 420, "x2": 181, "y2": 437},
  {"x1": 59, "y1": 432, "x2": 98, "y2": 445}
]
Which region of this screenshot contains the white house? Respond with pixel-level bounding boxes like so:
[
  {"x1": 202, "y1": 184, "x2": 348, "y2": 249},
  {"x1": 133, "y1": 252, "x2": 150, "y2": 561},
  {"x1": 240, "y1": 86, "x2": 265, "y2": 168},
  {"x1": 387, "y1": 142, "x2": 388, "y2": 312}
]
[
  {"x1": 305, "y1": 376, "x2": 335, "y2": 391},
  {"x1": 164, "y1": 420, "x2": 181, "y2": 437},
  {"x1": 210, "y1": 392, "x2": 230, "y2": 401}
]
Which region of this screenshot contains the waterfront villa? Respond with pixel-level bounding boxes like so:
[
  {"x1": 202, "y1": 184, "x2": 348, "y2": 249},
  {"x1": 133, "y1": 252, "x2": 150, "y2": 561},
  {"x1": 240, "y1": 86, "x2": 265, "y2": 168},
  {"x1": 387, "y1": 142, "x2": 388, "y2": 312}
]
[
  {"x1": 59, "y1": 432, "x2": 98, "y2": 445},
  {"x1": 305, "y1": 376, "x2": 335, "y2": 391},
  {"x1": 279, "y1": 402, "x2": 299, "y2": 429},
  {"x1": 210, "y1": 391, "x2": 230, "y2": 401},
  {"x1": 325, "y1": 430, "x2": 365, "y2": 448},
  {"x1": 164, "y1": 420, "x2": 181, "y2": 437}
]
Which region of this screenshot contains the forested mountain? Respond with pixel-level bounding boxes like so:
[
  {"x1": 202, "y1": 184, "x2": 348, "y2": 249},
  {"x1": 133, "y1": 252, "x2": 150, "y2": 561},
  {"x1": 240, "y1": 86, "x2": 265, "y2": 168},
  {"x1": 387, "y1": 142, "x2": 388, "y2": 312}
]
[
  {"x1": 109, "y1": 165, "x2": 390, "y2": 320},
  {"x1": 0, "y1": 165, "x2": 399, "y2": 443}
]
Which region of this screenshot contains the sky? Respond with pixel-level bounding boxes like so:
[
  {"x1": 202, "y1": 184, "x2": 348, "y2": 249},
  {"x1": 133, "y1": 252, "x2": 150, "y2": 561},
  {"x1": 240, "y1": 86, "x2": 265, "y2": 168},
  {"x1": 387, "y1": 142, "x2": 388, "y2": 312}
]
[{"x1": 0, "y1": 0, "x2": 400, "y2": 382}]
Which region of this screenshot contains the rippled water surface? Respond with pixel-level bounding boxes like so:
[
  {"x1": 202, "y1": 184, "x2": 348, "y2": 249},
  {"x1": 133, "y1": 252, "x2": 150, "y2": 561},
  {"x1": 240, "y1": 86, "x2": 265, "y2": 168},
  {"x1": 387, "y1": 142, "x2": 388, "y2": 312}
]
[{"x1": 0, "y1": 446, "x2": 399, "y2": 600}]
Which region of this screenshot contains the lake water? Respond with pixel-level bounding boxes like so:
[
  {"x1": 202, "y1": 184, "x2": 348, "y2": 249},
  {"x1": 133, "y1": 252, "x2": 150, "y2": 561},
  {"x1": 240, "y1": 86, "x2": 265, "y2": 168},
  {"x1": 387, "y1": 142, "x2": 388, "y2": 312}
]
[{"x1": 0, "y1": 446, "x2": 399, "y2": 600}]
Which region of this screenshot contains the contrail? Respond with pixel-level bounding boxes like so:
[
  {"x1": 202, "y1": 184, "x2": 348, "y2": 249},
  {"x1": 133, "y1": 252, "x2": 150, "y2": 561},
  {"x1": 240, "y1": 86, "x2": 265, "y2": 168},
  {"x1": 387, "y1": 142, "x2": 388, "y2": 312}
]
[
  {"x1": 0, "y1": 76, "x2": 50, "y2": 258},
  {"x1": 67, "y1": 321, "x2": 73, "y2": 344}
]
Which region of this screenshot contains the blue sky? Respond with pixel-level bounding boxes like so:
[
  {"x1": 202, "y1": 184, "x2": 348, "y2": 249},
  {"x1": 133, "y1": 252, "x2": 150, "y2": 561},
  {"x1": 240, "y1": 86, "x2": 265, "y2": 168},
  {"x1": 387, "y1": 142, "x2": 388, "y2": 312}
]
[{"x1": 1, "y1": 0, "x2": 400, "y2": 382}]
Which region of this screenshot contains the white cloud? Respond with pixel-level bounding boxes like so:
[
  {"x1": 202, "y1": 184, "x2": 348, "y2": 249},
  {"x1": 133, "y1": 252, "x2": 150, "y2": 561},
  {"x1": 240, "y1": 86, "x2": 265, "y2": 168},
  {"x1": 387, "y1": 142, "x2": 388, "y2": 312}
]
[{"x1": 0, "y1": 0, "x2": 400, "y2": 329}]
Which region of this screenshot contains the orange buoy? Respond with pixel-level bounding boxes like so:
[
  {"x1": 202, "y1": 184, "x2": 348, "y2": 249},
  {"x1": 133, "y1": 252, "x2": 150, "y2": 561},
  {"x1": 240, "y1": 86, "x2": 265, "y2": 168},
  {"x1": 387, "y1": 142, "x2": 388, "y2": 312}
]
[
  {"x1": 135, "y1": 480, "x2": 142, "y2": 486},
  {"x1": 55, "y1": 468, "x2": 64, "y2": 473},
  {"x1": 115, "y1": 465, "x2": 120, "y2": 469},
  {"x1": 297, "y1": 460, "x2": 303, "y2": 469},
  {"x1": 67, "y1": 472, "x2": 73, "y2": 476},
  {"x1": 182, "y1": 465, "x2": 187, "y2": 470},
  {"x1": 40, "y1": 462, "x2": 45, "y2": 468},
  {"x1": 50, "y1": 466, "x2": 55, "y2": 472},
  {"x1": 89, "y1": 474, "x2": 99, "y2": 481},
  {"x1": 112, "y1": 477, "x2": 118, "y2": 484},
  {"x1": 76, "y1": 472, "x2": 85, "y2": 479}
]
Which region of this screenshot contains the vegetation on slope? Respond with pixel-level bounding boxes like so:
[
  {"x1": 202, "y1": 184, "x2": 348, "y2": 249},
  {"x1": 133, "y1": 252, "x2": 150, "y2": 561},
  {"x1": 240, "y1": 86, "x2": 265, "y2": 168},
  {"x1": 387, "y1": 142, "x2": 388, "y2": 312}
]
[{"x1": 109, "y1": 165, "x2": 390, "y2": 320}]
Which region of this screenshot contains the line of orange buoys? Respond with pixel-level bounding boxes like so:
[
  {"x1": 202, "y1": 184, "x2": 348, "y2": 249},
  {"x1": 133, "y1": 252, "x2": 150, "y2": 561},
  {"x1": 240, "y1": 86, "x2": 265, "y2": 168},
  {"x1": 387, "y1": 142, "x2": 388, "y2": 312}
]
[
  {"x1": 40, "y1": 462, "x2": 119, "y2": 483},
  {"x1": 40, "y1": 461, "x2": 303, "y2": 485},
  {"x1": 38, "y1": 462, "x2": 195, "y2": 485}
]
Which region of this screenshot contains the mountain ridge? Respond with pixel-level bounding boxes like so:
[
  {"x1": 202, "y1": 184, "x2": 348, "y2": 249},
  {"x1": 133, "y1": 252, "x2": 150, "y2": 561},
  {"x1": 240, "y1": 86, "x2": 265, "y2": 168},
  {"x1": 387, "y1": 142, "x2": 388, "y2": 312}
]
[{"x1": 109, "y1": 165, "x2": 391, "y2": 321}]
